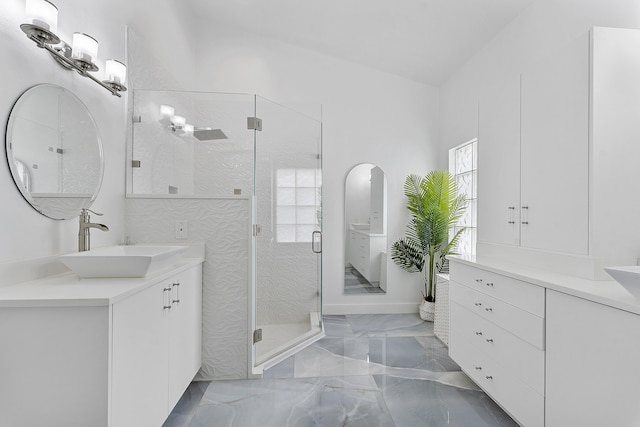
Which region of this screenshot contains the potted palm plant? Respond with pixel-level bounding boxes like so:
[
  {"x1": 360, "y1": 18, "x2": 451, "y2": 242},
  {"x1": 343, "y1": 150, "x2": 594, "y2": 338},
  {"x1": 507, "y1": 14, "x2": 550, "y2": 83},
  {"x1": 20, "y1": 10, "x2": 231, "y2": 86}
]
[{"x1": 391, "y1": 170, "x2": 467, "y2": 321}]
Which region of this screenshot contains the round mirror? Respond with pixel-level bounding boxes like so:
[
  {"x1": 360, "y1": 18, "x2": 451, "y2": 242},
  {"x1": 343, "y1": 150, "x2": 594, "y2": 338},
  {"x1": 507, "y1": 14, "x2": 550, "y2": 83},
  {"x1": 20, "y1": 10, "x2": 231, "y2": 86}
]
[
  {"x1": 6, "y1": 84, "x2": 104, "y2": 220},
  {"x1": 344, "y1": 163, "x2": 387, "y2": 294}
]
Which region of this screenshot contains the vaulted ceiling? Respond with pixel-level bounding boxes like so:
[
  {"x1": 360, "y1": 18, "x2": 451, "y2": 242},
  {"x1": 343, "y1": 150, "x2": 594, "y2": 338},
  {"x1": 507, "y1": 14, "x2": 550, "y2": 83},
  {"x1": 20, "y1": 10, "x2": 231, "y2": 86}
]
[{"x1": 183, "y1": 0, "x2": 536, "y2": 86}]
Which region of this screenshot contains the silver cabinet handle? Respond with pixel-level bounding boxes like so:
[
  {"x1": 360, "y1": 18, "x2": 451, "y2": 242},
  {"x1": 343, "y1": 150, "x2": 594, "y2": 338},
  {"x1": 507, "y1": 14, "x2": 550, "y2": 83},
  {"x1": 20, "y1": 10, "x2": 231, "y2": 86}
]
[
  {"x1": 475, "y1": 278, "x2": 483, "y2": 283},
  {"x1": 474, "y1": 302, "x2": 482, "y2": 307},
  {"x1": 486, "y1": 338, "x2": 494, "y2": 343},
  {"x1": 485, "y1": 375, "x2": 493, "y2": 380},
  {"x1": 486, "y1": 282, "x2": 494, "y2": 287},
  {"x1": 475, "y1": 331, "x2": 483, "y2": 336},
  {"x1": 163, "y1": 287, "x2": 172, "y2": 309},
  {"x1": 485, "y1": 307, "x2": 493, "y2": 312},
  {"x1": 508, "y1": 206, "x2": 516, "y2": 224},
  {"x1": 172, "y1": 282, "x2": 181, "y2": 304},
  {"x1": 521, "y1": 205, "x2": 529, "y2": 225},
  {"x1": 474, "y1": 366, "x2": 482, "y2": 370}
]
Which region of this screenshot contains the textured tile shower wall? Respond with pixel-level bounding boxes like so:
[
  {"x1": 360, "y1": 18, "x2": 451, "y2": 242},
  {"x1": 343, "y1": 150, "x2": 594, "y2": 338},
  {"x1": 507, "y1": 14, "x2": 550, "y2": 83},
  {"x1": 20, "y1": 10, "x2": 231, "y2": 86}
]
[{"x1": 125, "y1": 197, "x2": 250, "y2": 380}]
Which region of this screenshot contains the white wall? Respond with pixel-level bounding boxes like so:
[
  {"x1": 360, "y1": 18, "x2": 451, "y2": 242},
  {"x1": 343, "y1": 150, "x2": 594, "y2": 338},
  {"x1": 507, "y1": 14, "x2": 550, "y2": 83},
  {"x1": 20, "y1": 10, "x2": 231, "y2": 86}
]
[
  {"x1": 0, "y1": 0, "x2": 127, "y2": 263},
  {"x1": 189, "y1": 22, "x2": 440, "y2": 313},
  {"x1": 439, "y1": 0, "x2": 640, "y2": 163}
]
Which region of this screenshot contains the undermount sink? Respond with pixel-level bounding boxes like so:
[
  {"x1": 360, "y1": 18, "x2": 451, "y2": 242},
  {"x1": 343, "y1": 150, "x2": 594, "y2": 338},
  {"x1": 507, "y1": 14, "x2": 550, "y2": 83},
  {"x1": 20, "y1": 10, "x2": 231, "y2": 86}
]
[
  {"x1": 604, "y1": 266, "x2": 640, "y2": 298},
  {"x1": 58, "y1": 245, "x2": 188, "y2": 278}
]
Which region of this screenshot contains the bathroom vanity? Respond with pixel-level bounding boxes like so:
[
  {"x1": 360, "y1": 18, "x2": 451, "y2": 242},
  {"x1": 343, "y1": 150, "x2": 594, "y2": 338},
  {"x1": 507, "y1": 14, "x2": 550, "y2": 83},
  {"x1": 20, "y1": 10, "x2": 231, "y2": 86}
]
[
  {"x1": 449, "y1": 256, "x2": 640, "y2": 427},
  {"x1": 0, "y1": 257, "x2": 203, "y2": 427}
]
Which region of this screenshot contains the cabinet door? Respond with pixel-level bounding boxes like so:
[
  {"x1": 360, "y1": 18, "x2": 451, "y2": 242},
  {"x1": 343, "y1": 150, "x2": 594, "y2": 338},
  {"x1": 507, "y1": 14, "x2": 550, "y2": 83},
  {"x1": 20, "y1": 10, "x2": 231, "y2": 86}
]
[
  {"x1": 168, "y1": 265, "x2": 203, "y2": 410},
  {"x1": 520, "y1": 35, "x2": 589, "y2": 255},
  {"x1": 112, "y1": 282, "x2": 169, "y2": 427},
  {"x1": 546, "y1": 290, "x2": 640, "y2": 426},
  {"x1": 477, "y1": 75, "x2": 521, "y2": 246}
]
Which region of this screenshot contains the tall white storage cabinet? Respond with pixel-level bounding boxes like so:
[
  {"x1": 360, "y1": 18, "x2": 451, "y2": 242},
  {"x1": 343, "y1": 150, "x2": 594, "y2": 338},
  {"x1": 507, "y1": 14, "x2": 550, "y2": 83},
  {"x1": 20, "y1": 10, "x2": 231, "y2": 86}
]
[
  {"x1": 479, "y1": 27, "x2": 640, "y2": 266},
  {"x1": 0, "y1": 260, "x2": 203, "y2": 427},
  {"x1": 478, "y1": 33, "x2": 589, "y2": 255},
  {"x1": 477, "y1": 75, "x2": 521, "y2": 247},
  {"x1": 369, "y1": 166, "x2": 386, "y2": 235}
]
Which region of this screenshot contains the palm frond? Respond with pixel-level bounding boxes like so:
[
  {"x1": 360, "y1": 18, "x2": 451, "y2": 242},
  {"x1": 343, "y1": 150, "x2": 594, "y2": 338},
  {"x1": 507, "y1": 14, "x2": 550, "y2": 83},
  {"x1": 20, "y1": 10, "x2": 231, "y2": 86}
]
[
  {"x1": 391, "y1": 238, "x2": 424, "y2": 272},
  {"x1": 392, "y1": 170, "x2": 468, "y2": 300}
]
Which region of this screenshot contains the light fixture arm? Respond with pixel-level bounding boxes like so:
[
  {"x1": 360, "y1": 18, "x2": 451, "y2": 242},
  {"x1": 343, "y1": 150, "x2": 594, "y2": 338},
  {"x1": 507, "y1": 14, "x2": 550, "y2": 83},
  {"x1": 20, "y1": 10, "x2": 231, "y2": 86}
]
[{"x1": 27, "y1": 33, "x2": 123, "y2": 97}]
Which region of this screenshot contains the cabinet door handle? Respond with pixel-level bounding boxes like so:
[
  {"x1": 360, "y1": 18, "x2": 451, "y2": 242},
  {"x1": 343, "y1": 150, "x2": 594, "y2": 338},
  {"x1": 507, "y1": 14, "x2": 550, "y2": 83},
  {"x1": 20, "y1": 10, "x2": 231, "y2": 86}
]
[
  {"x1": 486, "y1": 338, "x2": 494, "y2": 343},
  {"x1": 508, "y1": 206, "x2": 516, "y2": 224},
  {"x1": 163, "y1": 287, "x2": 172, "y2": 309},
  {"x1": 521, "y1": 205, "x2": 529, "y2": 225},
  {"x1": 485, "y1": 307, "x2": 493, "y2": 312},
  {"x1": 485, "y1": 375, "x2": 493, "y2": 380},
  {"x1": 474, "y1": 366, "x2": 482, "y2": 370},
  {"x1": 485, "y1": 282, "x2": 494, "y2": 287},
  {"x1": 475, "y1": 331, "x2": 483, "y2": 336},
  {"x1": 474, "y1": 302, "x2": 482, "y2": 307},
  {"x1": 475, "y1": 278, "x2": 483, "y2": 283},
  {"x1": 172, "y1": 282, "x2": 181, "y2": 304}
]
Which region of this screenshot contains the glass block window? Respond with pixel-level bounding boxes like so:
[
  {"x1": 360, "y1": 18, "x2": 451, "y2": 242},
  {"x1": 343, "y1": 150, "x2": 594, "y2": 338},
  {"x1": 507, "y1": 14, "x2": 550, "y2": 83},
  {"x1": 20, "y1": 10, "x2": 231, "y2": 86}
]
[
  {"x1": 450, "y1": 139, "x2": 477, "y2": 255},
  {"x1": 276, "y1": 168, "x2": 321, "y2": 243}
]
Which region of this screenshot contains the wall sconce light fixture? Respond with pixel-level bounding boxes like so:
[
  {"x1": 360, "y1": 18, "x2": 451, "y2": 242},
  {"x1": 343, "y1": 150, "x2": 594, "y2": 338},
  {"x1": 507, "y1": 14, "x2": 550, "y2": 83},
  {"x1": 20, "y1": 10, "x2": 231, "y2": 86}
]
[{"x1": 20, "y1": 0, "x2": 127, "y2": 97}]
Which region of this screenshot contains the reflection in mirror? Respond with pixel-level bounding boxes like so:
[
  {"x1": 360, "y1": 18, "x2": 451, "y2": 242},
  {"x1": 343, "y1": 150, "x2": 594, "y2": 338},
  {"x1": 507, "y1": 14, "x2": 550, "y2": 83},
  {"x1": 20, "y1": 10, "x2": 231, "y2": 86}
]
[
  {"x1": 344, "y1": 163, "x2": 387, "y2": 294},
  {"x1": 6, "y1": 84, "x2": 104, "y2": 220}
]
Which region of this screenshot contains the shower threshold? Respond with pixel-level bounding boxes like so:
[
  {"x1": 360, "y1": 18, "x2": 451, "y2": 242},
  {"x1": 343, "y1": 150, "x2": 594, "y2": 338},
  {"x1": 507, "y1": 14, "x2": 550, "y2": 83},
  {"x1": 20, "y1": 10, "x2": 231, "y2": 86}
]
[{"x1": 254, "y1": 312, "x2": 323, "y2": 371}]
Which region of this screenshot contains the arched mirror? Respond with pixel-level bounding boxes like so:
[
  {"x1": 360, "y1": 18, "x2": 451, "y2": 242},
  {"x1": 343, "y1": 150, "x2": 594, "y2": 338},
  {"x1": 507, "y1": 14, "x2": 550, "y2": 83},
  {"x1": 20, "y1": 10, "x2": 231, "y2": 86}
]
[
  {"x1": 344, "y1": 163, "x2": 387, "y2": 294},
  {"x1": 6, "y1": 84, "x2": 104, "y2": 220}
]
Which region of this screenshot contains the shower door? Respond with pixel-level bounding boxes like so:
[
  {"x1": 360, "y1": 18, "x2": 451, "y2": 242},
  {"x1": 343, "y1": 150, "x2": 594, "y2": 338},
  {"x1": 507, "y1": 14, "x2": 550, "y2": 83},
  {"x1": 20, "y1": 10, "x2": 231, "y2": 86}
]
[{"x1": 253, "y1": 96, "x2": 323, "y2": 367}]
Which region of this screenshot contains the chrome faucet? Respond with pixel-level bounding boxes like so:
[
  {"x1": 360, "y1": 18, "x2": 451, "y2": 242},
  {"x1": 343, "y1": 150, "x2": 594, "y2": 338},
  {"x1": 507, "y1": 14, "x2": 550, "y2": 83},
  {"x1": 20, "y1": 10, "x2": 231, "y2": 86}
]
[{"x1": 79, "y1": 208, "x2": 109, "y2": 252}]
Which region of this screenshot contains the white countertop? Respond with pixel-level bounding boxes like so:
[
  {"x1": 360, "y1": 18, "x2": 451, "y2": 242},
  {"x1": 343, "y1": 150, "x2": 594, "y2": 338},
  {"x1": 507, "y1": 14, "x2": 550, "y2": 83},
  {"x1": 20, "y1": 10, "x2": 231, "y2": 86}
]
[
  {"x1": 449, "y1": 254, "x2": 640, "y2": 315},
  {"x1": 0, "y1": 257, "x2": 203, "y2": 308},
  {"x1": 351, "y1": 229, "x2": 386, "y2": 237}
]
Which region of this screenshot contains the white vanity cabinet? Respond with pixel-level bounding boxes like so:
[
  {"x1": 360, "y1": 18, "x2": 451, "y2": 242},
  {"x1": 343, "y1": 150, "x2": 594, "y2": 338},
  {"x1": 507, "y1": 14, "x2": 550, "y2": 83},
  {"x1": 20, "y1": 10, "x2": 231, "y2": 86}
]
[
  {"x1": 111, "y1": 264, "x2": 202, "y2": 427},
  {"x1": 349, "y1": 230, "x2": 386, "y2": 284},
  {"x1": 449, "y1": 261, "x2": 545, "y2": 427},
  {"x1": 0, "y1": 260, "x2": 203, "y2": 427},
  {"x1": 545, "y1": 290, "x2": 640, "y2": 427}
]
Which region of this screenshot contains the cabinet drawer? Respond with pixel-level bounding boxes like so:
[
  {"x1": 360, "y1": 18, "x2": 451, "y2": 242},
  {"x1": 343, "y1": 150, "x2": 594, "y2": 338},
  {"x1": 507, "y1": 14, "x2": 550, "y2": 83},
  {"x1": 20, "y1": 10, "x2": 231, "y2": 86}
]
[
  {"x1": 450, "y1": 327, "x2": 544, "y2": 427},
  {"x1": 450, "y1": 262, "x2": 544, "y2": 317},
  {"x1": 450, "y1": 282, "x2": 544, "y2": 350},
  {"x1": 451, "y1": 301, "x2": 544, "y2": 394}
]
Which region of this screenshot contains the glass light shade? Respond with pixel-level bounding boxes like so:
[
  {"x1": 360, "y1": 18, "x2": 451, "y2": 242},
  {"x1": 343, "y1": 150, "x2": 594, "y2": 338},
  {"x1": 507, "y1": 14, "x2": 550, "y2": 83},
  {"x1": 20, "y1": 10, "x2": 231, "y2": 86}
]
[
  {"x1": 25, "y1": 0, "x2": 58, "y2": 33},
  {"x1": 105, "y1": 60, "x2": 126, "y2": 85},
  {"x1": 173, "y1": 115, "x2": 186, "y2": 128},
  {"x1": 184, "y1": 124, "x2": 194, "y2": 135},
  {"x1": 71, "y1": 33, "x2": 98, "y2": 63}
]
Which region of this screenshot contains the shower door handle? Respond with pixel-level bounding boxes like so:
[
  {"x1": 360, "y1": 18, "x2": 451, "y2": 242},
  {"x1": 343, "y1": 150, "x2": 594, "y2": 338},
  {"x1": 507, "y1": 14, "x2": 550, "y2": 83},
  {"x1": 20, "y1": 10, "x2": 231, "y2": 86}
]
[{"x1": 312, "y1": 231, "x2": 322, "y2": 253}]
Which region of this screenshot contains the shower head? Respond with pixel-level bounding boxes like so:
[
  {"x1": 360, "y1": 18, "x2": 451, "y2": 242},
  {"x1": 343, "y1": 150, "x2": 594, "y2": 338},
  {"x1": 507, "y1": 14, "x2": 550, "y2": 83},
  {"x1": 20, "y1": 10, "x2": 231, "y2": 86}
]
[{"x1": 193, "y1": 128, "x2": 228, "y2": 141}]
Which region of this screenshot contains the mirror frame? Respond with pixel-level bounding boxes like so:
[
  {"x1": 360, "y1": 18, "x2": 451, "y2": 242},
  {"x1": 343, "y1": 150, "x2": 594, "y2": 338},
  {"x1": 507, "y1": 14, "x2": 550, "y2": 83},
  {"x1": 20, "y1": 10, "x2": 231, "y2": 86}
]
[{"x1": 5, "y1": 84, "x2": 104, "y2": 220}]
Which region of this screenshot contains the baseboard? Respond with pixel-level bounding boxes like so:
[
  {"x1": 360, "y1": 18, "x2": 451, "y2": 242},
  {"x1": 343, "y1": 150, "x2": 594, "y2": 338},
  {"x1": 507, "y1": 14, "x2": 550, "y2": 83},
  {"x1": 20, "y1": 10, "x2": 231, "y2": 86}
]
[{"x1": 323, "y1": 302, "x2": 419, "y2": 315}]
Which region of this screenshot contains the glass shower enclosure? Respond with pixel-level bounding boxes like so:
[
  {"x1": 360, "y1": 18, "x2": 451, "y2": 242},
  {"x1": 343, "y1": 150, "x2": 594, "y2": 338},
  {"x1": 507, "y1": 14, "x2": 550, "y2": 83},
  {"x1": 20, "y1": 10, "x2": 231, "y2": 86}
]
[{"x1": 129, "y1": 90, "x2": 323, "y2": 375}]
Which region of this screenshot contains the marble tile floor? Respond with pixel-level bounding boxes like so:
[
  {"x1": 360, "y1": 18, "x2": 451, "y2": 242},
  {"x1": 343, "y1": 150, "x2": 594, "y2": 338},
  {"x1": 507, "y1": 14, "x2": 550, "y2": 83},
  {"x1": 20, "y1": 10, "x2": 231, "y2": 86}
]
[
  {"x1": 344, "y1": 266, "x2": 386, "y2": 294},
  {"x1": 164, "y1": 314, "x2": 518, "y2": 427}
]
